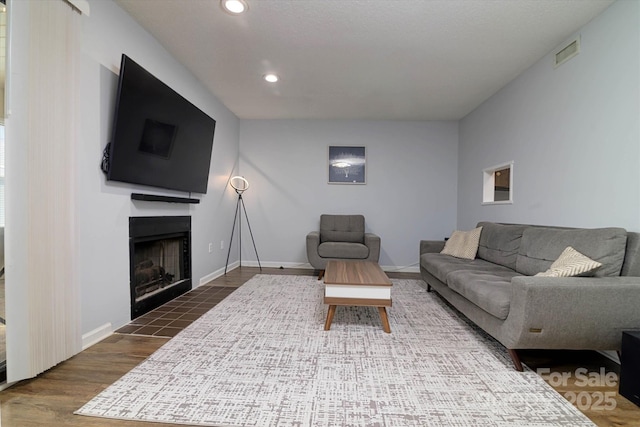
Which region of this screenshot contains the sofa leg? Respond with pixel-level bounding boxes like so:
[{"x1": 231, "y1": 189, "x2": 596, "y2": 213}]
[
  {"x1": 427, "y1": 284, "x2": 431, "y2": 292},
  {"x1": 318, "y1": 270, "x2": 325, "y2": 280},
  {"x1": 508, "y1": 349, "x2": 524, "y2": 372}
]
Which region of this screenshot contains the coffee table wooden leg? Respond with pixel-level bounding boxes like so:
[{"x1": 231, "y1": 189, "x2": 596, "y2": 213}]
[
  {"x1": 378, "y1": 307, "x2": 391, "y2": 333},
  {"x1": 324, "y1": 305, "x2": 336, "y2": 331}
]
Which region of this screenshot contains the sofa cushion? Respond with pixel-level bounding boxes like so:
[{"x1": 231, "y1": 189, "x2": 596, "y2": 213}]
[
  {"x1": 320, "y1": 214, "x2": 365, "y2": 243},
  {"x1": 440, "y1": 227, "x2": 482, "y2": 259},
  {"x1": 318, "y1": 242, "x2": 369, "y2": 259},
  {"x1": 476, "y1": 222, "x2": 527, "y2": 270},
  {"x1": 446, "y1": 270, "x2": 521, "y2": 320},
  {"x1": 421, "y1": 253, "x2": 516, "y2": 284},
  {"x1": 535, "y1": 246, "x2": 602, "y2": 277},
  {"x1": 516, "y1": 227, "x2": 627, "y2": 277}
]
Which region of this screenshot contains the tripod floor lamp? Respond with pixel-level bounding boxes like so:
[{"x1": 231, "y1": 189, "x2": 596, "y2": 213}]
[{"x1": 224, "y1": 176, "x2": 262, "y2": 274}]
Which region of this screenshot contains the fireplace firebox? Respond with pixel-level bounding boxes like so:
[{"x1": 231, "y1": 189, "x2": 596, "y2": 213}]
[{"x1": 129, "y1": 216, "x2": 192, "y2": 319}]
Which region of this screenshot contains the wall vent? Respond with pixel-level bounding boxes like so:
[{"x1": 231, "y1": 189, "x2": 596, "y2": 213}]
[{"x1": 554, "y1": 36, "x2": 580, "y2": 68}]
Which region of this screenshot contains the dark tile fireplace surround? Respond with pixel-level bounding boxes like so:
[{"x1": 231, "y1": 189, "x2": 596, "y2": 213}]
[{"x1": 129, "y1": 216, "x2": 192, "y2": 319}]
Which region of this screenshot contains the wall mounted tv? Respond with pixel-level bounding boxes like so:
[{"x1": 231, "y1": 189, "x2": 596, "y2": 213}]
[{"x1": 105, "y1": 54, "x2": 216, "y2": 194}]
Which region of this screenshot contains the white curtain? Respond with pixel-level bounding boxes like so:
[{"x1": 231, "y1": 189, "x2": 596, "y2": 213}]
[{"x1": 6, "y1": 0, "x2": 82, "y2": 382}]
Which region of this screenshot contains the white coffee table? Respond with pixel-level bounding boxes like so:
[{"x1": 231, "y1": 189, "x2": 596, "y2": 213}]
[{"x1": 323, "y1": 260, "x2": 392, "y2": 333}]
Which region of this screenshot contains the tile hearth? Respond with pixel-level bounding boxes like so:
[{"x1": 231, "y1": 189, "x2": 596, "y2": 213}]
[{"x1": 116, "y1": 285, "x2": 236, "y2": 338}]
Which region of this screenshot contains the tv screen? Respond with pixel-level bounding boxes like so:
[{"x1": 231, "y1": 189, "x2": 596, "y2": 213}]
[{"x1": 106, "y1": 55, "x2": 216, "y2": 194}]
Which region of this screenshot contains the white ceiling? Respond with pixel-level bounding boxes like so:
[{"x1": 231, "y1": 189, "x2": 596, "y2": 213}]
[{"x1": 115, "y1": 0, "x2": 614, "y2": 120}]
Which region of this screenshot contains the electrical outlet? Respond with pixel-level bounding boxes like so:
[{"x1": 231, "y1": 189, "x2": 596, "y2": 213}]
[
  {"x1": 208, "y1": 243, "x2": 213, "y2": 253},
  {"x1": 220, "y1": 240, "x2": 224, "y2": 250}
]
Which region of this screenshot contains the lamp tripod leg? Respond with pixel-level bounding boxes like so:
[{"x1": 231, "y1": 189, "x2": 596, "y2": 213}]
[
  {"x1": 224, "y1": 195, "x2": 242, "y2": 274},
  {"x1": 239, "y1": 196, "x2": 262, "y2": 271}
]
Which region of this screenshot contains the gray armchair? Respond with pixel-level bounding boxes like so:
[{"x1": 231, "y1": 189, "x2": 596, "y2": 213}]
[{"x1": 306, "y1": 214, "x2": 381, "y2": 278}]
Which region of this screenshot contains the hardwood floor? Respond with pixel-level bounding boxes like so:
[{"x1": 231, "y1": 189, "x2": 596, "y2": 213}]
[
  {"x1": 1, "y1": 267, "x2": 638, "y2": 426},
  {"x1": 1, "y1": 334, "x2": 172, "y2": 427},
  {"x1": 518, "y1": 349, "x2": 640, "y2": 426}
]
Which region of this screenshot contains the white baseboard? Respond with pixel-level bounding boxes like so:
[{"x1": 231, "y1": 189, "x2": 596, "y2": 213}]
[
  {"x1": 381, "y1": 265, "x2": 420, "y2": 273},
  {"x1": 0, "y1": 380, "x2": 18, "y2": 392},
  {"x1": 245, "y1": 261, "x2": 314, "y2": 270},
  {"x1": 217, "y1": 260, "x2": 420, "y2": 273},
  {"x1": 199, "y1": 262, "x2": 240, "y2": 286},
  {"x1": 82, "y1": 322, "x2": 113, "y2": 350}
]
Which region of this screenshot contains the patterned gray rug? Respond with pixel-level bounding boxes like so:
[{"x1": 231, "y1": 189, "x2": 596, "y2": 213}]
[{"x1": 76, "y1": 275, "x2": 594, "y2": 426}]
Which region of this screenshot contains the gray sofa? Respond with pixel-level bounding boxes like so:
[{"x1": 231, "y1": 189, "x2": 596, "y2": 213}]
[{"x1": 419, "y1": 221, "x2": 640, "y2": 371}]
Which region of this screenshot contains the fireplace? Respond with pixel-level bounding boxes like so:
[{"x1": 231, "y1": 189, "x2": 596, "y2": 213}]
[{"x1": 129, "y1": 216, "x2": 192, "y2": 319}]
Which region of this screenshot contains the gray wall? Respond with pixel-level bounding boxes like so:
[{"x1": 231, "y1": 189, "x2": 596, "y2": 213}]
[
  {"x1": 238, "y1": 120, "x2": 459, "y2": 271},
  {"x1": 10, "y1": 0, "x2": 638, "y2": 344},
  {"x1": 457, "y1": 0, "x2": 640, "y2": 232},
  {"x1": 77, "y1": 0, "x2": 240, "y2": 335}
]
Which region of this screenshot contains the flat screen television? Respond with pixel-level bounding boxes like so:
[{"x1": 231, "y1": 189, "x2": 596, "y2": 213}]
[{"x1": 104, "y1": 54, "x2": 216, "y2": 194}]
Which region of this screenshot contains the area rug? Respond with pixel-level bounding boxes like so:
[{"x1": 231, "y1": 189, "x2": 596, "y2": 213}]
[{"x1": 76, "y1": 275, "x2": 594, "y2": 426}]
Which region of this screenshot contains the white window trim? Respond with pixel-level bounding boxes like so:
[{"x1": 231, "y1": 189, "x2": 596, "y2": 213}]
[{"x1": 482, "y1": 161, "x2": 514, "y2": 205}]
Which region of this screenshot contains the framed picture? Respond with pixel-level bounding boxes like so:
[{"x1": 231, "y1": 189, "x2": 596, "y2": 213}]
[{"x1": 328, "y1": 146, "x2": 366, "y2": 184}]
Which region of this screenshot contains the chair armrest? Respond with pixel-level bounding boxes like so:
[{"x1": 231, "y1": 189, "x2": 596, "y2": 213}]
[
  {"x1": 305, "y1": 231, "x2": 323, "y2": 269},
  {"x1": 420, "y1": 240, "x2": 445, "y2": 255},
  {"x1": 306, "y1": 231, "x2": 320, "y2": 248},
  {"x1": 364, "y1": 233, "x2": 381, "y2": 262}
]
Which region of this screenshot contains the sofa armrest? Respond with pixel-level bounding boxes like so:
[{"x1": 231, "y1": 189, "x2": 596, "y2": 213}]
[
  {"x1": 504, "y1": 276, "x2": 640, "y2": 349},
  {"x1": 420, "y1": 240, "x2": 445, "y2": 255},
  {"x1": 364, "y1": 233, "x2": 381, "y2": 262}
]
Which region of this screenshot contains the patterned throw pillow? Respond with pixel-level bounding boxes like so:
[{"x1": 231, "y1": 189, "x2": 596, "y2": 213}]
[
  {"x1": 440, "y1": 227, "x2": 483, "y2": 260},
  {"x1": 535, "y1": 246, "x2": 602, "y2": 277}
]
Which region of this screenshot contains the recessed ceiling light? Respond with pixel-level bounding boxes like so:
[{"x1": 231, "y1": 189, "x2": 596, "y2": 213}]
[
  {"x1": 263, "y1": 74, "x2": 279, "y2": 83},
  {"x1": 221, "y1": 0, "x2": 248, "y2": 15}
]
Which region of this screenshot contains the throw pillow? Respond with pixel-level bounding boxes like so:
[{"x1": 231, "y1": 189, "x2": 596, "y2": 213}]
[
  {"x1": 440, "y1": 227, "x2": 483, "y2": 260},
  {"x1": 535, "y1": 246, "x2": 602, "y2": 277}
]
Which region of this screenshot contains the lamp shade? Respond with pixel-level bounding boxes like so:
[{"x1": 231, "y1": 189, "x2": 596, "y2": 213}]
[{"x1": 230, "y1": 176, "x2": 249, "y2": 194}]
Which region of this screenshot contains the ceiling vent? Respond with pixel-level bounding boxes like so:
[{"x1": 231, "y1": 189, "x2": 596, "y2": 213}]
[{"x1": 554, "y1": 36, "x2": 580, "y2": 68}]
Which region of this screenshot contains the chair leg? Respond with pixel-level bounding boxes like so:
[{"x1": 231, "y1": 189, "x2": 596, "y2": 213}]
[
  {"x1": 508, "y1": 349, "x2": 524, "y2": 372},
  {"x1": 318, "y1": 270, "x2": 325, "y2": 280}
]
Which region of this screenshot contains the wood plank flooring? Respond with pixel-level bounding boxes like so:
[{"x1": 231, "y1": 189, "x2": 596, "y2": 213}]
[{"x1": 1, "y1": 267, "x2": 638, "y2": 426}]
